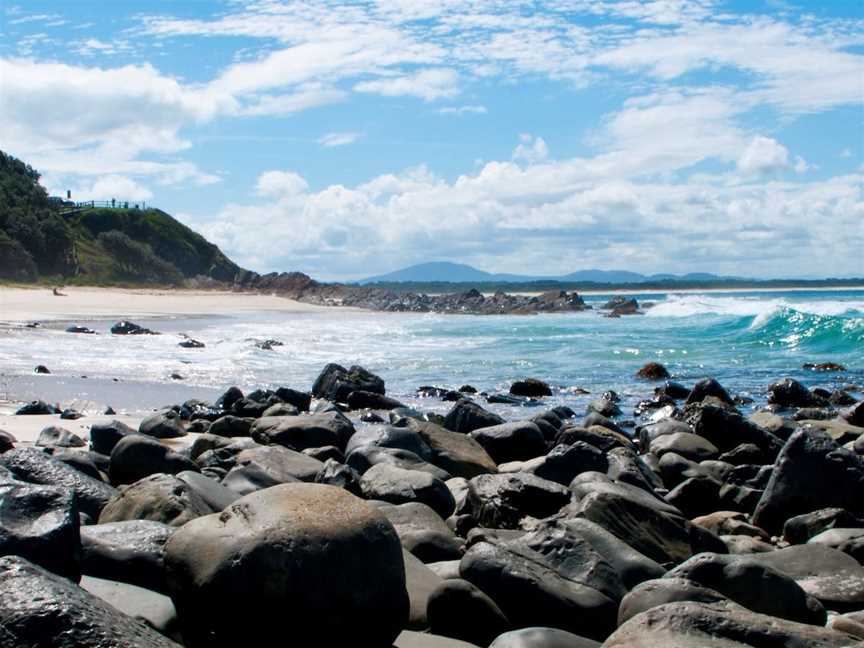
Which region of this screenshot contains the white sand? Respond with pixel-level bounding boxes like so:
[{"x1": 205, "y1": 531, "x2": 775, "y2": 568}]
[{"x1": 0, "y1": 286, "x2": 347, "y2": 323}]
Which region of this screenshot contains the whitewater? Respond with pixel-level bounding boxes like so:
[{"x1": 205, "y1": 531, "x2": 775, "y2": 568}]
[{"x1": 1, "y1": 288, "x2": 861, "y2": 418}]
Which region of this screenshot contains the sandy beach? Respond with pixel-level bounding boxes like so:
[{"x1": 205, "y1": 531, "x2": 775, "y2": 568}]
[{"x1": 0, "y1": 285, "x2": 342, "y2": 323}]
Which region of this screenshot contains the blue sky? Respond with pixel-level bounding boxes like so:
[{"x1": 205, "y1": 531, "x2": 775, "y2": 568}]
[{"x1": 1, "y1": 0, "x2": 862, "y2": 280}]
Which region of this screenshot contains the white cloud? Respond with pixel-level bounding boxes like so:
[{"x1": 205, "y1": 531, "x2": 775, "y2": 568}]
[
  {"x1": 255, "y1": 170, "x2": 309, "y2": 198},
  {"x1": 317, "y1": 131, "x2": 361, "y2": 147},
  {"x1": 438, "y1": 104, "x2": 487, "y2": 116},
  {"x1": 69, "y1": 175, "x2": 154, "y2": 202},
  {"x1": 737, "y1": 135, "x2": 791, "y2": 175},
  {"x1": 512, "y1": 134, "x2": 549, "y2": 164},
  {"x1": 354, "y1": 68, "x2": 460, "y2": 101}
]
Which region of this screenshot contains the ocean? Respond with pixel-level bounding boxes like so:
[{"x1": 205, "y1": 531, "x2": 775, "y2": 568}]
[{"x1": 2, "y1": 289, "x2": 862, "y2": 420}]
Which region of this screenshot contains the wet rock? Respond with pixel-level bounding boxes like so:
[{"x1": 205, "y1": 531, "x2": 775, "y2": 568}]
[
  {"x1": 510, "y1": 378, "x2": 552, "y2": 397},
  {"x1": 530, "y1": 442, "x2": 608, "y2": 485},
  {"x1": 175, "y1": 471, "x2": 238, "y2": 512},
  {"x1": 80, "y1": 576, "x2": 180, "y2": 642},
  {"x1": 214, "y1": 386, "x2": 243, "y2": 411},
  {"x1": 139, "y1": 410, "x2": 186, "y2": 439},
  {"x1": 685, "y1": 377, "x2": 734, "y2": 406},
  {"x1": 650, "y1": 432, "x2": 719, "y2": 461},
  {"x1": 428, "y1": 579, "x2": 510, "y2": 646},
  {"x1": 466, "y1": 472, "x2": 570, "y2": 529},
  {"x1": 691, "y1": 511, "x2": 770, "y2": 540},
  {"x1": 178, "y1": 339, "x2": 204, "y2": 348},
  {"x1": 109, "y1": 435, "x2": 198, "y2": 486},
  {"x1": 587, "y1": 397, "x2": 621, "y2": 418},
  {"x1": 666, "y1": 551, "x2": 826, "y2": 625},
  {"x1": 208, "y1": 415, "x2": 254, "y2": 437},
  {"x1": 617, "y1": 577, "x2": 728, "y2": 625},
  {"x1": 0, "y1": 480, "x2": 81, "y2": 581},
  {"x1": 636, "y1": 362, "x2": 670, "y2": 380},
  {"x1": 66, "y1": 325, "x2": 97, "y2": 334},
  {"x1": 251, "y1": 412, "x2": 355, "y2": 451},
  {"x1": 841, "y1": 401, "x2": 864, "y2": 427},
  {"x1": 347, "y1": 390, "x2": 406, "y2": 410},
  {"x1": 361, "y1": 464, "x2": 456, "y2": 519},
  {"x1": 687, "y1": 403, "x2": 783, "y2": 456},
  {"x1": 489, "y1": 627, "x2": 600, "y2": 648},
  {"x1": 314, "y1": 458, "x2": 363, "y2": 495},
  {"x1": 14, "y1": 399, "x2": 59, "y2": 415},
  {"x1": 783, "y1": 508, "x2": 864, "y2": 544},
  {"x1": 444, "y1": 399, "x2": 505, "y2": 433},
  {"x1": 376, "y1": 501, "x2": 464, "y2": 562},
  {"x1": 312, "y1": 363, "x2": 385, "y2": 402},
  {"x1": 0, "y1": 447, "x2": 117, "y2": 519},
  {"x1": 664, "y1": 476, "x2": 723, "y2": 518},
  {"x1": 556, "y1": 425, "x2": 632, "y2": 453},
  {"x1": 164, "y1": 483, "x2": 408, "y2": 647},
  {"x1": 803, "y1": 362, "x2": 846, "y2": 372},
  {"x1": 406, "y1": 419, "x2": 498, "y2": 479},
  {"x1": 36, "y1": 425, "x2": 86, "y2": 448},
  {"x1": 0, "y1": 429, "x2": 16, "y2": 453},
  {"x1": 34, "y1": 364, "x2": 51, "y2": 374},
  {"x1": 273, "y1": 386, "x2": 312, "y2": 412},
  {"x1": 606, "y1": 446, "x2": 665, "y2": 493},
  {"x1": 98, "y1": 474, "x2": 215, "y2": 527},
  {"x1": 80, "y1": 520, "x2": 174, "y2": 593},
  {"x1": 469, "y1": 421, "x2": 547, "y2": 464},
  {"x1": 753, "y1": 428, "x2": 864, "y2": 535},
  {"x1": 111, "y1": 321, "x2": 158, "y2": 335},
  {"x1": 768, "y1": 378, "x2": 827, "y2": 408},
  {"x1": 460, "y1": 523, "x2": 619, "y2": 640},
  {"x1": 348, "y1": 445, "x2": 451, "y2": 481},
  {"x1": 303, "y1": 445, "x2": 344, "y2": 463},
  {"x1": 234, "y1": 444, "x2": 325, "y2": 483},
  {"x1": 88, "y1": 420, "x2": 135, "y2": 456},
  {"x1": 0, "y1": 556, "x2": 181, "y2": 647},
  {"x1": 809, "y1": 528, "x2": 864, "y2": 562}
]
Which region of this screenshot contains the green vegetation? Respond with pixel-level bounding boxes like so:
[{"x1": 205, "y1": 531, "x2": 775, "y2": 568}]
[{"x1": 0, "y1": 150, "x2": 242, "y2": 285}]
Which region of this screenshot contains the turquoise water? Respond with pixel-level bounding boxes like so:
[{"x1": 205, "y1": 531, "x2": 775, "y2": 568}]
[{"x1": 2, "y1": 289, "x2": 862, "y2": 418}]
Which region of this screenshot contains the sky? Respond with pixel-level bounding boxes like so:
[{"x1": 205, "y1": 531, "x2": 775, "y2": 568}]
[{"x1": 1, "y1": 0, "x2": 862, "y2": 280}]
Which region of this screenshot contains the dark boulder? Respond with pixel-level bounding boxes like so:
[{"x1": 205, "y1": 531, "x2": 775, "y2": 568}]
[
  {"x1": 686, "y1": 403, "x2": 783, "y2": 456},
  {"x1": 109, "y1": 435, "x2": 198, "y2": 485},
  {"x1": 655, "y1": 381, "x2": 690, "y2": 400},
  {"x1": 753, "y1": 428, "x2": 864, "y2": 534},
  {"x1": 98, "y1": 474, "x2": 215, "y2": 527},
  {"x1": 427, "y1": 579, "x2": 510, "y2": 646},
  {"x1": 251, "y1": 412, "x2": 355, "y2": 451},
  {"x1": 469, "y1": 421, "x2": 546, "y2": 464},
  {"x1": 111, "y1": 320, "x2": 157, "y2": 335},
  {"x1": 685, "y1": 377, "x2": 734, "y2": 406},
  {"x1": 666, "y1": 552, "x2": 826, "y2": 625},
  {"x1": 0, "y1": 480, "x2": 81, "y2": 581},
  {"x1": 312, "y1": 363, "x2": 385, "y2": 402},
  {"x1": 214, "y1": 386, "x2": 243, "y2": 411},
  {"x1": 406, "y1": 419, "x2": 498, "y2": 479},
  {"x1": 466, "y1": 473, "x2": 570, "y2": 529},
  {"x1": 164, "y1": 484, "x2": 409, "y2": 647},
  {"x1": 66, "y1": 325, "x2": 96, "y2": 334},
  {"x1": 347, "y1": 445, "x2": 451, "y2": 481},
  {"x1": 347, "y1": 390, "x2": 406, "y2": 410},
  {"x1": 587, "y1": 397, "x2": 621, "y2": 418},
  {"x1": 0, "y1": 430, "x2": 15, "y2": 453},
  {"x1": 0, "y1": 447, "x2": 116, "y2": 519},
  {"x1": 617, "y1": 577, "x2": 728, "y2": 625},
  {"x1": 36, "y1": 425, "x2": 86, "y2": 448},
  {"x1": 0, "y1": 556, "x2": 181, "y2": 647},
  {"x1": 178, "y1": 338, "x2": 204, "y2": 348},
  {"x1": 14, "y1": 399, "x2": 58, "y2": 415},
  {"x1": 139, "y1": 410, "x2": 186, "y2": 439},
  {"x1": 274, "y1": 386, "x2": 312, "y2": 411},
  {"x1": 650, "y1": 432, "x2": 718, "y2": 461},
  {"x1": 784, "y1": 508, "x2": 864, "y2": 544},
  {"x1": 234, "y1": 444, "x2": 325, "y2": 483},
  {"x1": 841, "y1": 401, "x2": 864, "y2": 427},
  {"x1": 636, "y1": 362, "x2": 670, "y2": 380},
  {"x1": 443, "y1": 399, "x2": 505, "y2": 433},
  {"x1": 315, "y1": 458, "x2": 363, "y2": 496},
  {"x1": 489, "y1": 628, "x2": 600, "y2": 648},
  {"x1": 510, "y1": 378, "x2": 552, "y2": 397},
  {"x1": 80, "y1": 520, "x2": 174, "y2": 593},
  {"x1": 208, "y1": 415, "x2": 254, "y2": 437},
  {"x1": 376, "y1": 501, "x2": 463, "y2": 563},
  {"x1": 530, "y1": 442, "x2": 608, "y2": 485},
  {"x1": 361, "y1": 464, "x2": 456, "y2": 519},
  {"x1": 34, "y1": 364, "x2": 51, "y2": 373},
  {"x1": 768, "y1": 377, "x2": 826, "y2": 408}
]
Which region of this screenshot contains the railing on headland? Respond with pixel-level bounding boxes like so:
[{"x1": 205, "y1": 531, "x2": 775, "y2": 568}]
[{"x1": 55, "y1": 199, "x2": 148, "y2": 214}]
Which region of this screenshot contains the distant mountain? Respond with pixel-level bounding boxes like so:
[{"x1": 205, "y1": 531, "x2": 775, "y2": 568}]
[{"x1": 358, "y1": 261, "x2": 729, "y2": 285}]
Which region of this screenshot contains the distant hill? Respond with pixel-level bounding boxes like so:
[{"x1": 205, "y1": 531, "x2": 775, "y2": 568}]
[
  {"x1": 359, "y1": 261, "x2": 731, "y2": 285},
  {"x1": 0, "y1": 150, "x2": 242, "y2": 285}
]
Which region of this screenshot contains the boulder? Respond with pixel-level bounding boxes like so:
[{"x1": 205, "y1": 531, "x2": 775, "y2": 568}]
[
  {"x1": 15, "y1": 399, "x2": 59, "y2": 415},
  {"x1": 636, "y1": 362, "x2": 670, "y2": 380},
  {"x1": 587, "y1": 397, "x2": 621, "y2": 418},
  {"x1": 664, "y1": 476, "x2": 722, "y2": 518},
  {"x1": 0, "y1": 556, "x2": 180, "y2": 647},
  {"x1": 687, "y1": 403, "x2": 783, "y2": 456},
  {"x1": 80, "y1": 520, "x2": 174, "y2": 593},
  {"x1": 768, "y1": 378, "x2": 825, "y2": 408},
  {"x1": 0, "y1": 447, "x2": 117, "y2": 519},
  {"x1": 666, "y1": 552, "x2": 826, "y2": 625},
  {"x1": 0, "y1": 429, "x2": 15, "y2": 453},
  {"x1": 90, "y1": 419, "x2": 137, "y2": 455},
  {"x1": 783, "y1": 508, "x2": 864, "y2": 544},
  {"x1": 605, "y1": 446, "x2": 664, "y2": 493},
  {"x1": 402, "y1": 548, "x2": 444, "y2": 629},
  {"x1": 347, "y1": 390, "x2": 406, "y2": 410},
  {"x1": 510, "y1": 378, "x2": 553, "y2": 397},
  {"x1": 315, "y1": 459, "x2": 363, "y2": 496},
  {"x1": 530, "y1": 442, "x2": 608, "y2": 485},
  {"x1": 841, "y1": 401, "x2": 864, "y2": 427},
  {"x1": 176, "y1": 471, "x2": 239, "y2": 512},
  {"x1": 98, "y1": 474, "x2": 215, "y2": 527},
  {"x1": 0, "y1": 479, "x2": 81, "y2": 581},
  {"x1": 164, "y1": 483, "x2": 408, "y2": 647},
  {"x1": 466, "y1": 472, "x2": 570, "y2": 529},
  {"x1": 139, "y1": 411, "x2": 186, "y2": 439},
  {"x1": 617, "y1": 577, "x2": 728, "y2": 625},
  {"x1": 460, "y1": 524, "x2": 619, "y2": 640},
  {"x1": 752, "y1": 428, "x2": 864, "y2": 535},
  {"x1": 489, "y1": 628, "x2": 600, "y2": 648},
  {"x1": 274, "y1": 386, "x2": 312, "y2": 412},
  {"x1": 469, "y1": 421, "x2": 547, "y2": 464},
  {"x1": 427, "y1": 579, "x2": 510, "y2": 646},
  {"x1": 109, "y1": 435, "x2": 198, "y2": 486},
  {"x1": 685, "y1": 377, "x2": 735, "y2": 406},
  {"x1": 557, "y1": 425, "x2": 632, "y2": 453},
  {"x1": 235, "y1": 444, "x2": 325, "y2": 483},
  {"x1": 312, "y1": 363, "x2": 385, "y2": 402},
  {"x1": 394, "y1": 630, "x2": 481, "y2": 648},
  {"x1": 80, "y1": 576, "x2": 179, "y2": 642},
  {"x1": 604, "y1": 600, "x2": 856, "y2": 648},
  {"x1": 347, "y1": 445, "x2": 451, "y2": 481},
  {"x1": 650, "y1": 432, "x2": 718, "y2": 461},
  {"x1": 406, "y1": 419, "x2": 498, "y2": 479},
  {"x1": 443, "y1": 400, "x2": 506, "y2": 434},
  {"x1": 36, "y1": 426, "x2": 85, "y2": 448},
  {"x1": 809, "y1": 528, "x2": 864, "y2": 562},
  {"x1": 251, "y1": 412, "x2": 355, "y2": 451},
  {"x1": 691, "y1": 511, "x2": 770, "y2": 540},
  {"x1": 376, "y1": 501, "x2": 464, "y2": 563},
  {"x1": 208, "y1": 415, "x2": 254, "y2": 437},
  {"x1": 361, "y1": 464, "x2": 455, "y2": 519},
  {"x1": 111, "y1": 320, "x2": 158, "y2": 335}
]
